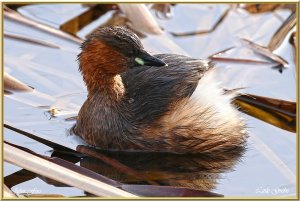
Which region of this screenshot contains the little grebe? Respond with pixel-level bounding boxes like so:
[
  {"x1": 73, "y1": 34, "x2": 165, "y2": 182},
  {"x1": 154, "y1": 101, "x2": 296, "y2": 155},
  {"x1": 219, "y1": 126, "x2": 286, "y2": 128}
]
[{"x1": 73, "y1": 26, "x2": 247, "y2": 154}]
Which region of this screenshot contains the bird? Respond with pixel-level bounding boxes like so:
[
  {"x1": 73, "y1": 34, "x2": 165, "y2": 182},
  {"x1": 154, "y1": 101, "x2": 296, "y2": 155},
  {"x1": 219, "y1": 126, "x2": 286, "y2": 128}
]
[{"x1": 72, "y1": 26, "x2": 247, "y2": 154}]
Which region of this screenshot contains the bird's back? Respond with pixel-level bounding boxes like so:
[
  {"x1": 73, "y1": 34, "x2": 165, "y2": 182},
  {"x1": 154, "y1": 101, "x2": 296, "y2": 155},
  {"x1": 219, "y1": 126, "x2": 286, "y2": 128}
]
[
  {"x1": 121, "y1": 54, "x2": 247, "y2": 153},
  {"x1": 122, "y1": 54, "x2": 212, "y2": 126}
]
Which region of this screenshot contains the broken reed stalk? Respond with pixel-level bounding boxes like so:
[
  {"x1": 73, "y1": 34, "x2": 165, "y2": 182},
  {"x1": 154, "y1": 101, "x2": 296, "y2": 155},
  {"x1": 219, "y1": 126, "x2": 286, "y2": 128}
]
[
  {"x1": 170, "y1": 8, "x2": 230, "y2": 37},
  {"x1": 268, "y1": 12, "x2": 296, "y2": 51},
  {"x1": 4, "y1": 10, "x2": 82, "y2": 44},
  {"x1": 20, "y1": 194, "x2": 65, "y2": 198},
  {"x1": 4, "y1": 72, "x2": 34, "y2": 93},
  {"x1": 3, "y1": 184, "x2": 17, "y2": 198},
  {"x1": 4, "y1": 143, "x2": 137, "y2": 197},
  {"x1": 4, "y1": 32, "x2": 60, "y2": 49},
  {"x1": 118, "y1": 4, "x2": 163, "y2": 35},
  {"x1": 234, "y1": 94, "x2": 296, "y2": 133},
  {"x1": 60, "y1": 5, "x2": 106, "y2": 36},
  {"x1": 241, "y1": 38, "x2": 289, "y2": 67}
]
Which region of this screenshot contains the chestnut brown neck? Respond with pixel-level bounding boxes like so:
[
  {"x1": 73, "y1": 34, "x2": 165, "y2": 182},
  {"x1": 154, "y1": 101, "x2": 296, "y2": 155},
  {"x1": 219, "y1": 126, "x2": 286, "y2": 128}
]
[{"x1": 79, "y1": 40, "x2": 127, "y2": 99}]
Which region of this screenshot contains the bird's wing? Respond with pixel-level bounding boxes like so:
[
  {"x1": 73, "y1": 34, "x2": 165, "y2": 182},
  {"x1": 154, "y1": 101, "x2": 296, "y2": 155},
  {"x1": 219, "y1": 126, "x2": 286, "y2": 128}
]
[{"x1": 121, "y1": 54, "x2": 213, "y2": 125}]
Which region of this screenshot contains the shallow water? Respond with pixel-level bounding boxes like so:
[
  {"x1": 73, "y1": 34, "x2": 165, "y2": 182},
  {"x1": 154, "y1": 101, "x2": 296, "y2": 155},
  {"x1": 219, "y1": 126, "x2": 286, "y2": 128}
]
[{"x1": 3, "y1": 3, "x2": 297, "y2": 197}]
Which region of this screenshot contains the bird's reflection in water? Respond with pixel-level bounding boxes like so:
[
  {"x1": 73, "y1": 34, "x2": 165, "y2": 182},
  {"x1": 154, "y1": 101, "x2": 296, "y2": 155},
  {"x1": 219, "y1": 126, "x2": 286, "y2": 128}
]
[{"x1": 78, "y1": 146, "x2": 245, "y2": 191}]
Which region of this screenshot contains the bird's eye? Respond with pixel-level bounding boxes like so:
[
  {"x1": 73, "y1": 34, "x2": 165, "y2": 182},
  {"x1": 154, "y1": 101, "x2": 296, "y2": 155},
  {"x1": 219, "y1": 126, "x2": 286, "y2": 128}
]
[{"x1": 135, "y1": 57, "x2": 144, "y2": 65}]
